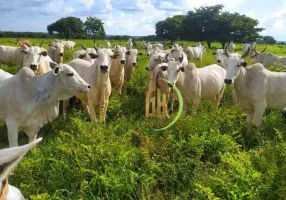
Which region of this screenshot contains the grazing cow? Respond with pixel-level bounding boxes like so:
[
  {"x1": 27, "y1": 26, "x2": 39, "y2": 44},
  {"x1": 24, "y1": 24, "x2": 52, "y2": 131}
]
[
  {"x1": 243, "y1": 42, "x2": 256, "y2": 56},
  {"x1": 105, "y1": 40, "x2": 111, "y2": 48},
  {"x1": 184, "y1": 46, "x2": 206, "y2": 62},
  {"x1": 15, "y1": 39, "x2": 32, "y2": 47},
  {"x1": 0, "y1": 62, "x2": 89, "y2": 147},
  {"x1": 68, "y1": 48, "x2": 119, "y2": 121},
  {"x1": 110, "y1": 45, "x2": 126, "y2": 95},
  {"x1": 224, "y1": 46, "x2": 286, "y2": 131},
  {"x1": 0, "y1": 39, "x2": 45, "y2": 68},
  {"x1": 167, "y1": 57, "x2": 226, "y2": 116},
  {"x1": 126, "y1": 38, "x2": 133, "y2": 50},
  {"x1": 125, "y1": 49, "x2": 143, "y2": 80},
  {"x1": 73, "y1": 44, "x2": 98, "y2": 64},
  {"x1": 48, "y1": 42, "x2": 64, "y2": 64},
  {"x1": 228, "y1": 42, "x2": 235, "y2": 53},
  {"x1": 251, "y1": 47, "x2": 286, "y2": 69},
  {"x1": 55, "y1": 40, "x2": 76, "y2": 50},
  {"x1": 213, "y1": 49, "x2": 228, "y2": 69},
  {"x1": 0, "y1": 138, "x2": 42, "y2": 200},
  {"x1": 167, "y1": 44, "x2": 188, "y2": 68}
]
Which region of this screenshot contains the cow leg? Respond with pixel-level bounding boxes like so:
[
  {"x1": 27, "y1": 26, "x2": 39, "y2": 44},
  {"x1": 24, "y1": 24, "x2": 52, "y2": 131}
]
[
  {"x1": 253, "y1": 102, "x2": 267, "y2": 128},
  {"x1": 191, "y1": 98, "x2": 200, "y2": 117},
  {"x1": 246, "y1": 113, "x2": 254, "y2": 133},
  {"x1": 26, "y1": 131, "x2": 37, "y2": 143},
  {"x1": 62, "y1": 100, "x2": 67, "y2": 119},
  {"x1": 182, "y1": 97, "x2": 189, "y2": 115},
  {"x1": 100, "y1": 100, "x2": 109, "y2": 122},
  {"x1": 81, "y1": 100, "x2": 90, "y2": 115},
  {"x1": 88, "y1": 102, "x2": 96, "y2": 121},
  {"x1": 214, "y1": 85, "x2": 225, "y2": 110},
  {"x1": 6, "y1": 119, "x2": 19, "y2": 147}
]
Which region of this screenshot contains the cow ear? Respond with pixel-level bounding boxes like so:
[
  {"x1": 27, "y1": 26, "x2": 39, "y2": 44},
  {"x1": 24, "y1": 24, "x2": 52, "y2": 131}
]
[
  {"x1": 0, "y1": 138, "x2": 42, "y2": 182},
  {"x1": 41, "y1": 51, "x2": 47, "y2": 56},
  {"x1": 126, "y1": 51, "x2": 130, "y2": 55},
  {"x1": 177, "y1": 67, "x2": 185, "y2": 72},
  {"x1": 89, "y1": 53, "x2": 98, "y2": 59},
  {"x1": 241, "y1": 61, "x2": 248, "y2": 67},
  {"x1": 49, "y1": 61, "x2": 58, "y2": 70},
  {"x1": 53, "y1": 66, "x2": 61, "y2": 75},
  {"x1": 79, "y1": 54, "x2": 86, "y2": 59}
]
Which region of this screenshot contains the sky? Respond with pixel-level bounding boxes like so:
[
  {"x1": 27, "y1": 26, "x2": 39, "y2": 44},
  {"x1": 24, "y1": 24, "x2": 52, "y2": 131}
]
[{"x1": 0, "y1": 0, "x2": 286, "y2": 41}]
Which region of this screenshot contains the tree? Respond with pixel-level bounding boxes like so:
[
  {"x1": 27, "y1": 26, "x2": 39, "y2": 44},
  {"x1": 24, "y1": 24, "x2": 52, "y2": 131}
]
[
  {"x1": 263, "y1": 36, "x2": 276, "y2": 44},
  {"x1": 47, "y1": 17, "x2": 84, "y2": 39},
  {"x1": 155, "y1": 15, "x2": 186, "y2": 44},
  {"x1": 84, "y1": 17, "x2": 106, "y2": 44}
]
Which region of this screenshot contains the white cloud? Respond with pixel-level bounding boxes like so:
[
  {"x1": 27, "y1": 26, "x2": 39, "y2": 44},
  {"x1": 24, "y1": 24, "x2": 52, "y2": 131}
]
[
  {"x1": 64, "y1": 7, "x2": 75, "y2": 14},
  {"x1": 159, "y1": 1, "x2": 181, "y2": 10},
  {"x1": 79, "y1": 0, "x2": 95, "y2": 10},
  {"x1": 273, "y1": 19, "x2": 285, "y2": 31}
]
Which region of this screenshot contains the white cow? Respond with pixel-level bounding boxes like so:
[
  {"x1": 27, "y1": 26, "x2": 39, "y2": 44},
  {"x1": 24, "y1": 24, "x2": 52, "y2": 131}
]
[
  {"x1": 145, "y1": 42, "x2": 153, "y2": 56},
  {"x1": 0, "y1": 62, "x2": 89, "y2": 147},
  {"x1": 228, "y1": 42, "x2": 235, "y2": 53},
  {"x1": 196, "y1": 42, "x2": 202, "y2": 47},
  {"x1": 110, "y1": 45, "x2": 126, "y2": 95},
  {"x1": 126, "y1": 38, "x2": 133, "y2": 50},
  {"x1": 167, "y1": 45, "x2": 188, "y2": 68},
  {"x1": 125, "y1": 49, "x2": 143, "y2": 80},
  {"x1": 68, "y1": 48, "x2": 119, "y2": 122},
  {"x1": 105, "y1": 40, "x2": 111, "y2": 48},
  {"x1": 0, "y1": 40, "x2": 45, "y2": 68},
  {"x1": 146, "y1": 52, "x2": 168, "y2": 72},
  {"x1": 243, "y1": 42, "x2": 256, "y2": 56},
  {"x1": 167, "y1": 58, "x2": 226, "y2": 116},
  {"x1": 48, "y1": 42, "x2": 65, "y2": 64},
  {"x1": 213, "y1": 49, "x2": 228, "y2": 69},
  {"x1": 55, "y1": 40, "x2": 76, "y2": 50},
  {"x1": 73, "y1": 44, "x2": 98, "y2": 64},
  {"x1": 0, "y1": 138, "x2": 42, "y2": 200},
  {"x1": 224, "y1": 46, "x2": 286, "y2": 131},
  {"x1": 152, "y1": 43, "x2": 164, "y2": 50},
  {"x1": 184, "y1": 46, "x2": 206, "y2": 61},
  {"x1": 142, "y1": 41, "x2": 147, "y2": 49},
  {"x1": 251, "y1": 47, "x2": 286, "y2": 69}
]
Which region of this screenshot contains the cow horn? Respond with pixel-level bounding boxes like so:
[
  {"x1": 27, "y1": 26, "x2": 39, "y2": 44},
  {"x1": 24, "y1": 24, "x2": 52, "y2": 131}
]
[
  {"x1": 241, "y1": 47, "x2": 250, "y2": 59},
  {"x1": 39, "y1": 39, "x2": 44, "y2": 47},
  {"x1": 224, "y1": 44, "x2": 230, "y2": 58},
  {"x1": 260, "y1": 46, "x2": 267, "y2": 53},
  {"x1": 165, "y1": 53, "x2": 169, "y2": 62},
  {"x1": 81, "y1": 44, "x2": 86, "y2": 50},
  {"x1": 253, "y1": 46, "x2": 258, "y2": 55},
  {"x1": 179, "y1": 53, "x2": 184, "y2": 63}
]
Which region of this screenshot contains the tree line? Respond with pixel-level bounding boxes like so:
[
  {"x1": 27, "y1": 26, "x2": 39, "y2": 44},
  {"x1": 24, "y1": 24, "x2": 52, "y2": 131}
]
[{"x1": 155, "y1": 4, "x2": 269, "y2": 48}]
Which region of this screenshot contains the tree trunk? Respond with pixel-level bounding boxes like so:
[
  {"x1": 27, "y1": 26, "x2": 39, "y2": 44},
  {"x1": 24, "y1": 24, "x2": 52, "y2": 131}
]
[
  {"x1": 207, "y1": 41, "x2": 212, "y2": 48},
  {"x1": 221, "y1": 41, "x2": 226, "y2": 49},
  {"x1": 93, "y1": 36, "x2": 96, "y2": 45}
]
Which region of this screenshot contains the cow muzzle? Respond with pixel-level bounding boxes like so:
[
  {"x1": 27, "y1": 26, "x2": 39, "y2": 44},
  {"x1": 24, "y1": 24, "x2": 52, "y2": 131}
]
[
  {"x1": 100, "y1": 65, "x2": 109, "y2": 73},
  {"x1": 121, "y1": 60, "x2": 126, "y2": 64},
  {"x1": 224, "y1": 79, "x2": 232, "y2": 84},
  {"x1": 217, "y1": 60, "x2": 221, "y2": 63},
  {"x1": 30, "y1": 64, "x2": 38, "y2": 70}
]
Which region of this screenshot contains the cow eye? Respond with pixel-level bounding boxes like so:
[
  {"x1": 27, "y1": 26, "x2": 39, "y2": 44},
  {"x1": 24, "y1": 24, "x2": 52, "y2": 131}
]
[{"x1": 67, "y1": 72, "x2": 74, "y2": 76}]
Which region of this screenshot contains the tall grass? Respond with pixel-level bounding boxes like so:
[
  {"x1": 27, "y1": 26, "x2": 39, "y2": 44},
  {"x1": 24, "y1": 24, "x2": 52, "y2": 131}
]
[{"x1": 0, "y1": 38, "x2": 286, "y2": 199}]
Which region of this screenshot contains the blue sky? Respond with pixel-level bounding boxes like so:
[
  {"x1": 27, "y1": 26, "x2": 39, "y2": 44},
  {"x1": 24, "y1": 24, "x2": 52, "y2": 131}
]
[{"x1": 0, "y1": 0, "x2": 286, "y2": 40}]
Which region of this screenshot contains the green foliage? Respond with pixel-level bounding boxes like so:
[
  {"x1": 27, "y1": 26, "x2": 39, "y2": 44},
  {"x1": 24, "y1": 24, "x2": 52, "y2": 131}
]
[
  {"x1": 0, "y1": 38, "x2": 286, "y2": 199},
  {"x1": 84, "y1": 17, "x2": 106, "y2": 43},
  {"x1": 47, "y1": 16, "x2": 84, "y2": 39},
  {"x1": 261, "y1": 36, "x2": 277, "y2": 44}
]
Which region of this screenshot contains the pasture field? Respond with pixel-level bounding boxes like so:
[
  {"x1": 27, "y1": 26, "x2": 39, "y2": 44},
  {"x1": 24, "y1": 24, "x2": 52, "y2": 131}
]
[{"x1": 0, "y1": 38, "x2": 286, "y2": 199}]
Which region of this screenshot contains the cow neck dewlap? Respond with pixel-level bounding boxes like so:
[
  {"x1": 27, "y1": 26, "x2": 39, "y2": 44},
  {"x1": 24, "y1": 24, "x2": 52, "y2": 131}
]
[{"x1": 0, "y1": 179, "x2": 8, "y2": 200}]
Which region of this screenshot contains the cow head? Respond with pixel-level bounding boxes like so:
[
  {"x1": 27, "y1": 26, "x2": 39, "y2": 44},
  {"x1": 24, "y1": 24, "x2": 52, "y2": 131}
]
[
  {"x1": 54, "y1": 42, "x2": 65, "y2": 64},
  {"x1": 250, "y1": 46, "x2": 267, "y2": 64},
  {"x1": 146, "y1": 52, "x2": 167, "y2": 72},
  {"x1": 95, "y1": 48, "x2": 118, "y2": 74},
  {"x1": 0, "y1": 138, "x2": 42, "y2": 199},
  {"x1": 126, "y1": 49, "x2": 139, "y2": 67},
  {"x1": 52, "y1": 63, "x2": 90, "y2": 94},
  {"x1": 167, "y1": 56, "x2": 184, "y2": 86},
  {"x1": 113, "y1": 45, "x2": 126, "y2": 64},
  {"x1": 22, "y1": 46, "x2": 48, "y2": 71},
  {"x1": 213, "y1": 49, "x2": 225, "y2": 64},
  {"x1": 224, "y1": 46, "x2": 250, "y2": 84}
]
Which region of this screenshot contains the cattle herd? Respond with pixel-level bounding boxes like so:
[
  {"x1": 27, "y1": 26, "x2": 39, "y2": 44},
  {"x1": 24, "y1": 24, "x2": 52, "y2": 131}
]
[{"x1": 0, "y1": 38, "x2": 286, "y2": 199}]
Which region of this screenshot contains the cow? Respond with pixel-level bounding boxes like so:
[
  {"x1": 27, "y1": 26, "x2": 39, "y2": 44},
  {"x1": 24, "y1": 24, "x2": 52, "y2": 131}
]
[
  {"x1": 0, "y1": 62, "x2": 90, "y2": 147},
  {"x1": 167, "y1": 57, "x2": 226, "y2": 116},
  {"x1": 213, "y1": 49, "x2": 228, "y2": 69},
  {"x1": 184, "y1": 46, "x2": 206, "y2": 62},
  {"x1": 0, "y1": 39, "x2": 45, "y2": 68},
  {"x1": 105, "y1": 40, "x2": 111, "y2": 48},
  {"x1": 228, "y1": 42, "x2": 235, "y2": 53},
  {"x1": 125, "y1": 49, "x2": 143, "y2": 80},
  {"x1": 167, "y1": 44, "x2": 188, "y2": 68},
  {"x1": 73, "y1": 44, "x2": 98, "y2": 64},
  {"x1": 48, "y1": 42, "x2": 64, "y2": 64},
  {"x1": 68, "y1": 48, "x2": 119, "y2": 122},
  {"x1": 110, "y1": 45, "x2": 126, "y2": 95},
  {"x1": 55, "y1": 40, "x2": 76, "y2": 50},
  {"x1": 0, "y1": 137, "x2": 42, "y2": 200},
  {"x1": 251, "y1": 47, "x2": 286, "y2": 69},
  {"x1": 15, "y1": 39, "x2": 32, "y2": 47},
  {"x1": 142, "y1": 40, "x2": 147, "y2": 49},
  {"x1": 243, "y1": 42, "x2": 256, "y2": 56},
  {"x1": 223, "y1": 46, "x2": 286, "y2": 132},
  {"x1": 152, "y1": 43, "x2": 164, "y2": 50},
  {"x1": 196, "y1": 42, "x2": 202, "y2": 47},
  {"x1": 146, "y1": 52, "x2": 168, "y2": 72},
  {"x1": 126, "y1": 38, "x2": 133, "y2": 50}
]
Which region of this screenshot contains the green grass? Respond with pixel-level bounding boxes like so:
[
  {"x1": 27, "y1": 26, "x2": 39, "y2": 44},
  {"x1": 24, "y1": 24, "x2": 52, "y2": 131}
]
[{"x1": 1, "y1": 38, "x2": 286, "y2": 199}]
